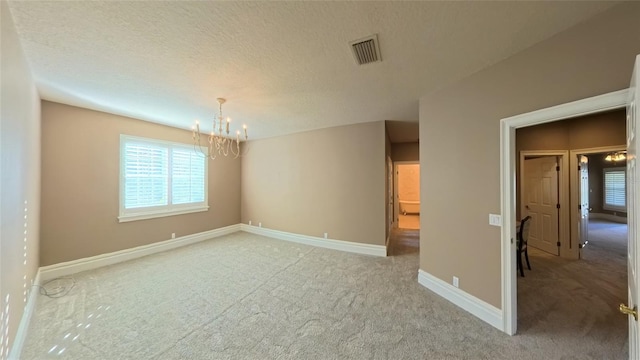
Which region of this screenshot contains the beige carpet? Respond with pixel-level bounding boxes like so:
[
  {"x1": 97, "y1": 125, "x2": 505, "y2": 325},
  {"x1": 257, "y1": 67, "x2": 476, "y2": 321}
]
[
  {"x1": 518, "y1": 219, "x2": 628, "y2": 359},
  {"x1": 21, "y1": 228, "x2": 626, "y2": 359}
]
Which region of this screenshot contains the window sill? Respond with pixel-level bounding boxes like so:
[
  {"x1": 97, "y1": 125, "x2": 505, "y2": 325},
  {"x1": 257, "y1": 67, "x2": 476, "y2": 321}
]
[
  {"x1": 602, "y1": 205, "x2": 627, "y2": 213},
  {"x1": 118, "y1": 206, "x2": 209, "y2": 223}
]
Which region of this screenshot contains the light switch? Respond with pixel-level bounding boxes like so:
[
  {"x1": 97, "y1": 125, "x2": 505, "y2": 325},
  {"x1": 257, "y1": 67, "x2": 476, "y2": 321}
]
[{"x1": 489, "y1": 214, "x2": 502, "y2": 227}]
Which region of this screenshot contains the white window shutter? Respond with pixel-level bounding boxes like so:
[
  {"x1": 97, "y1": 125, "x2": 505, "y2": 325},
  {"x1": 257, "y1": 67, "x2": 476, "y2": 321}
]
[
  {"x1": 171, "y1": 148, "x2": 205, "y2": 205},
  {"x1": 119, "y1": 135, "x2": 209, "y2": 222},
  {"x1": 124, "y1": 141, "x2": 169, "y2": 209},
  {"x1": 604, "y1": 169, "x2": 626, "y2": 209}
]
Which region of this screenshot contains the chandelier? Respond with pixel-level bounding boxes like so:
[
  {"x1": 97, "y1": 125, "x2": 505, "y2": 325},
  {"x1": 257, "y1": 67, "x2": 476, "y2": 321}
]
[
  {"x1": 191, "y1": 98, "x2": 247, "y2": 159},
  {"x1": 604, "y1": 151, "x2": 626, "y2": 162}
]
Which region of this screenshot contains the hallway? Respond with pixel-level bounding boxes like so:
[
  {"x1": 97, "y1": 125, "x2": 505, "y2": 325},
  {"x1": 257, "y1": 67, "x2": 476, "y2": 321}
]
[{"x1": 388, "y1": 227, "x2": 419, "y2": 256}]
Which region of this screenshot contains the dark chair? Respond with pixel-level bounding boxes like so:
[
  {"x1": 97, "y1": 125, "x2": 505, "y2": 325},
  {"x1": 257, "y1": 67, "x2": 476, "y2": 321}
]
[{"x1": 517, "y1": 216, "x2": 532, "y2": 277}]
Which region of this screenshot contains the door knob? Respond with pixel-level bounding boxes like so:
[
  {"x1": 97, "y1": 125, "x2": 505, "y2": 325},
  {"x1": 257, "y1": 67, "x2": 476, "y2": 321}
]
[{"x1": 619, "y1": 303, "x2": 638, "y2": 320}]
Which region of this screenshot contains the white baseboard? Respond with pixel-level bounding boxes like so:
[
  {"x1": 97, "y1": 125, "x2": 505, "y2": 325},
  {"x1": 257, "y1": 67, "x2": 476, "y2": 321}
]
[
  {"x1": 589, "y1": 212, "x2": 627, "y2": 223},
  {"x1": 40, "y1": 224, "x2": 241, "y2": 281},
  {"x1": 240, "y1": 224, "x2": 387, "y2": 257},
  {"x1": 8, "y1": 269, "x2": 41, "y2": 360},
  {"x1": 417, "y1": 269, "x2": 503, "y2": 331}
]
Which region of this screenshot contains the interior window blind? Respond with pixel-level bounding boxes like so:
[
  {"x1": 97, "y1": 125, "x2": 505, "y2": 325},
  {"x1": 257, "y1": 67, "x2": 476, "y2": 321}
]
[
  {"x1": 120, "y1": 135, "x2": 208, "y2": 222},
  {"x1": 124, "y1": 142, "x2": 169, "y2": 209},
  {"x1": 604, "y1": 169, "x2": 626, "y2": 209},
  {"x1": 171, "y1": 148, "x2": 205, "y2": 205}
]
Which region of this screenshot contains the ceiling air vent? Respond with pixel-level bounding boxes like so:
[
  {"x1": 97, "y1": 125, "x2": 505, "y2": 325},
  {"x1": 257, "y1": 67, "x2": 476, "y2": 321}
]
[{"x1": 350, "y1": 34, "x2": 381, "y2": 65}]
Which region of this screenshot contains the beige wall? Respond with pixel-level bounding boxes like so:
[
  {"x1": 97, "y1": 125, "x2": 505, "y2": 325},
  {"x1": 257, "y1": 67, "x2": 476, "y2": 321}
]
[
  {"x1": 40, "y1": 101, "x2": 241, "y2": 266},
  {"x1": 515, "y1": 109, "x2": 626, "y2": 219},
  {"x1": 398, "y1": 164, "x2": 420, "y2": 202},
  {"x1": 391, "y1": 142, "x2": 419, "y2": 162},
  {"x1": 0, "y1": 1, "x2": 41, "y2": 354},
  {"x1": 516, "y1": 110, "x2": 625, "y2": 152},
  {"x1": 241, "y1": 121, "x2": 386, "y2": 246},
  {"x1": 419, "y1": 3, "x2": 640, "y2": 308}
]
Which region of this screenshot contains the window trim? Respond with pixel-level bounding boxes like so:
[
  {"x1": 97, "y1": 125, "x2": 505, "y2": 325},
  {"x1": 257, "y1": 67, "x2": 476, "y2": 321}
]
[
  {"x1": 603, "y1": 166, "x2": 626, "y2": 212},
  {"x1": 118, "y1": 135, "x2": 209, "y2": 223}
]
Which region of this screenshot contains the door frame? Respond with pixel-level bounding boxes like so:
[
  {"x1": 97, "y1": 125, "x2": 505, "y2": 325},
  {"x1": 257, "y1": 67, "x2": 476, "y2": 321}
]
[
  {"x1": 500, "y1": 89, "x2": 628, "y2": 335},
  {"x1": 387, "y1": 155, "x2": 394, "y2": 245},
  {"x1": 569, "y1": 145, "x2": 626, "y2": 259},
  {"x1": 394, "y1": 160, "x2": 420, "y2": 228},
  {"x1": 519, "y1": 151, "x2": 570, "y2": 257}
]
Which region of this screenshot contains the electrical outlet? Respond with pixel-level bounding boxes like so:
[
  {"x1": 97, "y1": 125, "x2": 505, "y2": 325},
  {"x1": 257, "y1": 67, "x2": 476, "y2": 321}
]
[
  {"x1": 171, "y1": 233, "x2": 175, "y2": 239},
  {"x1": 453, "y1": 276, "x2": 459, "y2": 288},
  {"x1": 324, "y1": 233, "x2": 328, "y2": 239},
  {"x1": 258, "y1": 222, "x2": 262, "y2": 228},
  {"x1": 249, "y1": 220, "x2": 252, "y2": 225}
]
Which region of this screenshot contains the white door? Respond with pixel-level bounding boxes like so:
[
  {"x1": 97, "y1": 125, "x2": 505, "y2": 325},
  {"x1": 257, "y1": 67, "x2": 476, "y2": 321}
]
[
  {"x1": 623, "y1": 54, "x2": 640, "y2": 358},
  {"x1": 579, "y1": 155, "x2": 590, "y2": 256},
  {"x1": 523, "y1": 156, "x2": 560, "y2": 255}
]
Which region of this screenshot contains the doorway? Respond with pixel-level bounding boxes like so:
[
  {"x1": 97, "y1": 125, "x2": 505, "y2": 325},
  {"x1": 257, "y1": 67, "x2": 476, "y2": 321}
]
[
  {"x1": 394, "y1": 162, "x2": 420, "y2": 230},
  {"x1": 500, "y1": 89, "x2": 630, "y2": 335},
  {"x1": 388, "y1": 161, "x2": 420, "y2": 256},
  {"x1": 385, "y1": 121, "x2": 420, "y2": 256},
  {"x1": 570, "y1": 147, "x2": 628, "y2": 256},
  {"x1": 513, "y1": 117, "x2": 629, "y2": 356}
]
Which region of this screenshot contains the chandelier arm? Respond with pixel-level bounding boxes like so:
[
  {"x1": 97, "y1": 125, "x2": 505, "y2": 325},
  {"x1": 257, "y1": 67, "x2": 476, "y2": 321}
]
[
  {"x1": 215, "y1": 138, "x2": 223, "y2": 154},
  {"x1": 193, "y1": 142, "x2": 209, "y2": 159},
  {"x1": 230, "y1": 140, "x2": 240, "y2": 158},
  {"x1": 209, "y1": 137, "x2": 216, "y2": 159},
  {"x1": 222, "y1": 139, "x2": 229, "y2": 157}
]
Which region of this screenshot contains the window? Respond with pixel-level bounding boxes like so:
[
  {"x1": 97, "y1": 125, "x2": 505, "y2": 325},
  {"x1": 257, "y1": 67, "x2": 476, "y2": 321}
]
[
  {"x1": 603, "y1": 167, "x2": 626, "y2": 212},
  {"x1": 119, "y1": 135, "x2": 208, "y2": 222}
]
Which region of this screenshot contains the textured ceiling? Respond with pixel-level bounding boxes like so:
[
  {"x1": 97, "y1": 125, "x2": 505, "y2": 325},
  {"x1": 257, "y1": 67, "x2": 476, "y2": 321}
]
[{"x1": 7, "y1": 1, "x2": 619, "y2": 139}]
